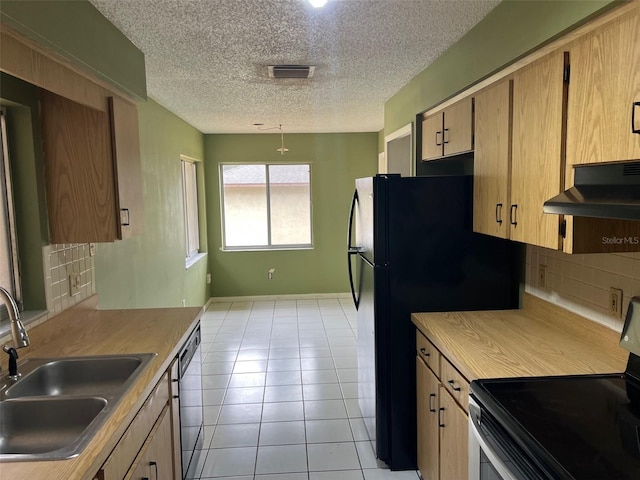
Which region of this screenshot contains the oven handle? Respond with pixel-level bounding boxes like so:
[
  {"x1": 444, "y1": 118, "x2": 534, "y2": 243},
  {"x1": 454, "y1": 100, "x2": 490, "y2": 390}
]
[{"x1": 469, "y1": 397, "x2": 520, "y2": 480}]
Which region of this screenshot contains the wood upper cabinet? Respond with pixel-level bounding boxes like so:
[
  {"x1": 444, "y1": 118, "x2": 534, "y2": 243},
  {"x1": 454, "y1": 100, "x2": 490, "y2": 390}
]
[
  {"x1": 417, "y1": 356, "x2": 440, "y2": 480},
  {"x1": 41, "y1": 90, "x2": 144, "y2": 243},
  {"x1": 109, "y1": 96, "x2": 144, "y2": 239},
  {"x1": 422, "y1": 97, "x2": 474, "y2": 160},
  {"x1": 473, "y1": 79, "x2": 513, "y2": 239},
  {"x1": 510, "y1": 49, "x2": 567, "y2": 250},
  {"x1": 565, "y1": 6, "x2": 640, "y2": 174},
  {"x1": 41, "y1": 89, "x2": 119, "y2": 243}
]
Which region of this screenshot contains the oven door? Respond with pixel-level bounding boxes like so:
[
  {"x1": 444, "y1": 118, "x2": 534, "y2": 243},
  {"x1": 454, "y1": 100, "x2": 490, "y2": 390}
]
[{"x1": 469, "y1": 396, "x2": 544, "y2": 480}]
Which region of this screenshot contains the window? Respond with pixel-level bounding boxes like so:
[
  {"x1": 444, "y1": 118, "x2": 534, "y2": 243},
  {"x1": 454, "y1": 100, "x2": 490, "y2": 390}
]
[
  {"x1": 0, "y1": 110, "x2": 21, "y2": 318},
  {"x1": 181, "y1": 156, "x2": 201, "y2": 261},
  {"x1": 220, "y1": 163, "x2": 312, "y2": 250}
]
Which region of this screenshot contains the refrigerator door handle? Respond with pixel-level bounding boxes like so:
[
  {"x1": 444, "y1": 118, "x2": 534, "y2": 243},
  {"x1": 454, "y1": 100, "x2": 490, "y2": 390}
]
[{"x1": 347, "y1": 189, "x2": 360, "y2": 309}]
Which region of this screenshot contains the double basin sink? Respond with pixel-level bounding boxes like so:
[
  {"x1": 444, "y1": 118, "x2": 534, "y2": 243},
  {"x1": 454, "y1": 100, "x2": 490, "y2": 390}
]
[{"x1": 0, "y1": 353, "x2": 155, "y2": 462}]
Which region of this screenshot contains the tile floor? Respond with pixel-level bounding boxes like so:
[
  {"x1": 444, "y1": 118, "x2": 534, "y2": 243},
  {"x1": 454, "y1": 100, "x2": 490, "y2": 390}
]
[{"x1": 191, "y1": 297, "x2": 420, "y2": 480}]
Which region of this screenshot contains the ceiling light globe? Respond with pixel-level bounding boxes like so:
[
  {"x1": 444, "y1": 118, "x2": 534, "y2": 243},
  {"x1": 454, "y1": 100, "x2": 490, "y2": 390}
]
[{"x1": 308, "y1": 0, "x2": 328, "y2": 8}]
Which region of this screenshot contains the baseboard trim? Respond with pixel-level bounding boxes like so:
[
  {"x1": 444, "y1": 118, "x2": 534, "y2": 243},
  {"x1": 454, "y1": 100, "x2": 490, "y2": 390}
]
[{"x1": 207, "y1": 292, "x2": 352, "y2": 303}]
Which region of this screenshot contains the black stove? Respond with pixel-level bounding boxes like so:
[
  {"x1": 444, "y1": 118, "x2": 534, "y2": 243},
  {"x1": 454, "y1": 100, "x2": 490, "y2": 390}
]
[{"x1": 469, "y1": 298, "x2": 640, "y2": 480}]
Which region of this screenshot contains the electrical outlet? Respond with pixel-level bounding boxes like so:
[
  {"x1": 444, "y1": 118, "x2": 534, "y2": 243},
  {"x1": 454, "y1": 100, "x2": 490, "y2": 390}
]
[
  {"x1": 206, "y1": 273, "x2": 212, "y2": 284},
  {"x1": 538, "y1": 265, "x2": 547, "y2": 289},
  {"x1": 268, "y1": 268, "x2": 275, "y2": 280},
  {"x1": 89, "y1": 243, "x2": 96, "y2": 257},
  {"x1": 610, "y1": 288, "x2": 623, "y2": 318},
  {"x1": 69, "y1": 274, "x2": 81, "y2": 296}
]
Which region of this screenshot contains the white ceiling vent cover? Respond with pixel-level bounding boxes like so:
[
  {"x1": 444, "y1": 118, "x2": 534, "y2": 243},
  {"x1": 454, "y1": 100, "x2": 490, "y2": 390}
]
[{"x1": 268, "y1": 65, "x2": 316, "y2": 79}]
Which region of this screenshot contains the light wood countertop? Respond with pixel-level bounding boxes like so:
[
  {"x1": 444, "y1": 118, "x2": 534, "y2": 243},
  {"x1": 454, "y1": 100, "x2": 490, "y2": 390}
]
[
  {"x1": 412, "y1": 294, "x2": 629, "y2": 382},
  {"x1": 0, "y1": 296, "x2": 202, "y2": 480}
]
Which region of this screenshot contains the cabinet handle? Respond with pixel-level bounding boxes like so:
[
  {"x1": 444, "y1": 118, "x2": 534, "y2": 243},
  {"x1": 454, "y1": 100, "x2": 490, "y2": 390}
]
[
  {"x1": 419, "y1": 347, "x2": 430, "y2": 357},
  {"x1": 633, "y1": 101, "x2": 640, "y2": 134},
  {"x1": 150, "y1": 461, "x2": 158, "y2": 480},
  {"x1": 438, "y1": 407, "x2": 445, "y2": 428},
  {"x1": 447, "y1": 379, "x2": 461, "y2": 392},
  {"x1": 435, "y1": 131, "x2": 442, "y2": 146},
  {"x1": 510, "y1": 204, "x2": 518, "y2": 226},
  {"x1": 120, "y1": 208, "x2": 130, "y2": 226},
  {"x1": 495, "y1": 203, "x2": 503, "y2": 225},
  {"x1": 443, "y1": 128, "x2": 449, "y2": 144},
  {"x1": 429, "y1": 393, "x2": 436, "y2": 412}
]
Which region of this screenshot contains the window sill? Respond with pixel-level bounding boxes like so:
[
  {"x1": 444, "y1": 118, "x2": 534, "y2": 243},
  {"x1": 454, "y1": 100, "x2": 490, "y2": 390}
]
[
  {"x1": 220, "y1": 246, "x2": 314, "y2": 252},
  {"x1": 0, "y1": 309, "x2": 48, "y2": 341},
  {"x1": 185, "y1": 252, "x2": 207, "y2": 269}
]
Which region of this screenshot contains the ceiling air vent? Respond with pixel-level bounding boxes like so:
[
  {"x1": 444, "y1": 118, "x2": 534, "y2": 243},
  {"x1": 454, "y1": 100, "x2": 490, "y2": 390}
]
[{"x1": 268, "y1": 65, "x2": 315, "y2": 79}]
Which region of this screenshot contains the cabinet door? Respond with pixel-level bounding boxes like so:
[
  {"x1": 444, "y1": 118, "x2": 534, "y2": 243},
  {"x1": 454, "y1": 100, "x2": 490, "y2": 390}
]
[
  {"x1": 129, "y1": 406, "x2": 174, "y2": 480},
  {"x1": 443, "y1": 97, "x2": 473, "y2": 156},
  {"x1": 565, "y1": 7, "x2": 640, "y2": 176},
  {"x1": 439, "y1": 388, "x2": 468, "y2": 480},
  {"x1": 169, "y1": 359, "x2": 182, "y2": 480},
  {"x1": 473, "y1": 80, "x2": 512, "y2": 239},
  {"x1": 41, "y1": 89, "x2": 118, "y2": 243},
  {"x1": 417, "y1": 357, "x2": 440, "y2": 480},
  {"x1": 511, "y1": 50, "x2": 566, "y2": 250},
  {"x1": 422, "y1": 113, "x2": 444, "y2": 160},
  {"x1": 109, "y1": 97, "x2": 144, "y2": 239}
]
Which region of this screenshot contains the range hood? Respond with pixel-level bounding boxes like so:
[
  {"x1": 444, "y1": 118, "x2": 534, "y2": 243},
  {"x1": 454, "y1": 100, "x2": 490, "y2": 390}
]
[{"x1": 543, "y1": 161, "x2": 640, "y2": 221}]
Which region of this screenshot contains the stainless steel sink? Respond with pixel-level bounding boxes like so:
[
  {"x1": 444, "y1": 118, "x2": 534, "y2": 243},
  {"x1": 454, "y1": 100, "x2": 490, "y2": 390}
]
[
  {"x1": 4, "y1": 355, "x2": 148, "y2": 398},
  {"x1": 0, "y1": 397, "x2": 107, "y2": 456},
  {"x1": 0, "y1": 353, "x2": 155, "y2": 462}
]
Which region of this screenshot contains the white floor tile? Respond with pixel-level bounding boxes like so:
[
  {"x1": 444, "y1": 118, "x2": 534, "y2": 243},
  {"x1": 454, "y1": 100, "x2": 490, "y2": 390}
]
[
  {"x1": 256, "y1": 444, "x2": 308, "y2": 474},
  {"x1": 204, "y1": 350, "x2": 238, "y2": 363},
  {"x1": 266, "y1": 370, "x2": 302, "y2": 386},
  {"x1": 264, "y1": 384, "x2": 303, "y2": 402},
  {"x1": 269, "y1": 348, "x2": 301, "y2": 359},
  {"x1": 349, "y1": 418, "x2": 370, "y2": 441},
  {"x1": 223, "y1": 386, "x2": 265, "y2": 404},
  {"x1": 355, "y1": 440, "x2": 378, "y2": 468},
  {"x1": 202, "y1": 361, "x2": 234, "y2": 375},
  {"x1": 262, "y1": 401, "x2": 304, "y2": 422},
  {"x1": 229, "y1": 372, "x2": 266, "y2": 388},
  {"x1": 310, "y1": 471, "x2": 365, "y2": 480},
  {"x1": 305, "y1": 399, "x2": 348, "y2": 420},
  {"x1": 233, "y1": 360, "x2": 268, "y2": 373},
  {"x1": 301, "y1": 357, "x2": 336, "y2": 370},
  {"x1": 267, "y1": 358, "x2": 302, "y2": 372},
  {"x1": 302, "y1": 369, "x2": 339, "y2": 384},
  {"x1": 203, "y1": 405, "x2": 221, "y2": 425},
  {"x1": 202, "y1": 389, "x2": 226, "y2": 406},
  {"x1": 236, "y1": 349, "x2": 269, "y2": 361},
  {"x1": 259, "y1": 420, "x2": 306, "y2": 446},
  {"x1": 303, "y1": 383, "x2": 343, "y2": 401},
  {"x1": 306, "y1": 418, "x2": 354, "y2": 443},
  {"x1": 202, "y1": 374, "x2": 231, "y2": 389},
  {"x1": 200, "y1": 447, "x2": 257, "y2": 477},
  {"x1": 210, "y1": 423, "x2": 260, "y2": 448},
  {"x1": 300, "y1": 347, "x2": 332, "y2": 358},
  {"x1": 218, "y1": 403, "x2": 262, "y2": 424},
  {"x1": 331, "y1": 346, "x2": 358, "y2": 357},
  {"x1": 308, "y1": 442, "x2": 361, "y2": 471},
  {"x1": 256, "y1": 473, "x2": 308, "y2": 480},
  {"x1": 341, "y1": 382, "x2": 359, "y2": 399},
  {"x1": 337, "y1": 368, "x2": 359, "y2": 383},
  {"x1": 345, "y1": 398, "x2": 363, "y2": 418}
]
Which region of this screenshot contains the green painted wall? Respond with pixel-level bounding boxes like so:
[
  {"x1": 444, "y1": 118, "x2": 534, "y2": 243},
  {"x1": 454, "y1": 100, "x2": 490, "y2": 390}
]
[
  {"x1": 0, "y1": 0, "x2": 146, "y2": 99},
  {"x1": 204, "y1": 133, "x2": 377, "y2": 297},
  {"x1": 384, "y1": 0, "x2": 618, "y2": 136},
  {"x1": 0, "y1": 73, "x2": 49, "y2": 310},
  {"x1": 95, "y1": 99, "x2": 208, "y2": 309}
]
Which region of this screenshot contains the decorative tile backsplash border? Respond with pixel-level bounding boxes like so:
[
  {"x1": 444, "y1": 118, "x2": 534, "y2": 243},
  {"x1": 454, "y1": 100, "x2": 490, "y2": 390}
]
[
  {"x1": 526, "y1": 245, "x2": 640, "y2": 331},
  {"x1": 42, "y1": 243, "x2": 95, "y2": 316}
]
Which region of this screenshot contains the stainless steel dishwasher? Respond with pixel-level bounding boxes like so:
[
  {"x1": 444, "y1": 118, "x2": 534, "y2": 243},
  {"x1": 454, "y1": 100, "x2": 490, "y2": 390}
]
[{"x1": 178, "y1": 325, "x2": 203, "y2": 480}]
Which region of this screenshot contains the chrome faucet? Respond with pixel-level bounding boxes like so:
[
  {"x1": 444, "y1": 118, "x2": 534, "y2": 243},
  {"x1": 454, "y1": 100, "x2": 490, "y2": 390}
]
[{"x1": 0, "y1": 286, "x2": 30, "y2": 379}]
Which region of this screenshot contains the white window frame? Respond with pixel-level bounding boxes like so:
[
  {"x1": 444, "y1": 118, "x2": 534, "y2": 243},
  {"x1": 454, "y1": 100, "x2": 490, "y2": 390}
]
[
  {"x1": 219, "y1": 162, "x2": 313, "y2": 251},
  {"x1": 0, "y1": 109, "x2": 22, "y2": 319},
  {"x1": 181, "y1": 155, "x2": 205, "y2": 268}
]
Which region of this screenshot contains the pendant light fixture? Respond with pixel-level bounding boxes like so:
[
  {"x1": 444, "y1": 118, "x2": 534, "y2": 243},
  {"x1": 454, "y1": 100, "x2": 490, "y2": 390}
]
[{"x1": 253, "y1": 123, "x2": 290, "y2": 155}]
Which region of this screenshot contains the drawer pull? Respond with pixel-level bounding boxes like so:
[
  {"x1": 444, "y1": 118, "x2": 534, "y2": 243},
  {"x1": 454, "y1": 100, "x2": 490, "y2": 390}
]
[
  {"x1": 510, "y1": 204, "x2": 518, "y2": 226},
  {"x1": 429, "y1": 393, "x2": 436, "y2": 413},
  {"x1": 495, "y1": 203, "x2": 503, "y2": 225},
  {"x1": 151, "y1": 461, "x2": 158, "y2": 479},
  {"x1": 448, "y1": 379, "x2": 461, "y2": 392},
  {"x1": 438, "y1": 407, "x2": 445, "y2": 428},
  {"x1": 633, "y1": 101, "x2": 640, "y2": 134},
  {"x1": 419, "y1": 347, "x2": 430, "y2": 357}
]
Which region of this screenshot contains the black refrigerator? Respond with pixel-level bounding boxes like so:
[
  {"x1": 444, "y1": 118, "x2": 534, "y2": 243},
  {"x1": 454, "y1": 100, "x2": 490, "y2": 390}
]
[{"x1": 346, "y1": 174, "x2": 521, "y2": 470}]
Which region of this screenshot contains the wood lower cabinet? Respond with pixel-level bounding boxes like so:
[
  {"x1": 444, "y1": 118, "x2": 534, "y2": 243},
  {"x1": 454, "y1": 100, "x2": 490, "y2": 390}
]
[
  {"x1": 40, "y1": 90, "x2": 144, "y2": 243},
  {"x1": 128, "y1": 405, "x2": 173, "y2": 480},
  {"x1": 473, "y1": 79, "x2": 513, "y2": 239},
  {"x1": 416, "y1": 331, "x2": 470, "y2": 480},
  {"x1": 422, "y1": 97, "x2": 474, "y2": 160},
  {"x1": 510, "y1": 49, "x2": 567, "y2": 250}
]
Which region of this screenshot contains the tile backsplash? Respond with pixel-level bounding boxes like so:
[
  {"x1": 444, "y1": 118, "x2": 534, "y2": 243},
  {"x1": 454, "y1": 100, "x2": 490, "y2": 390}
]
[
  {"x1": 526, "y1": 245, "x2": 640, "y2": 331},
  {"x1": 42, "y1": 243, "x2": 95, "y2": 317}
]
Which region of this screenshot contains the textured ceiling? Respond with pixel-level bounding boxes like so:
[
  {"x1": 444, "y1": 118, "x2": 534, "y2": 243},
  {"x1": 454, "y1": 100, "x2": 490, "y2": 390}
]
[{"x1": 90, "y1": 0, "x2": 501, "y2": 134}]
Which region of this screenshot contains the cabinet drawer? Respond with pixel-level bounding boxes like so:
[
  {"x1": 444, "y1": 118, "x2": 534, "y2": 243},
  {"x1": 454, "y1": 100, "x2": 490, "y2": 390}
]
[
  {"x1": 100, "y1": 373, "x2": 170, "y2": 480},
  {"x1": 416, "y1": 331, "x2": 441, "y2": 376},
  {"x1": 441, "y1": 358, "x2": 469, "y2": 413}
]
